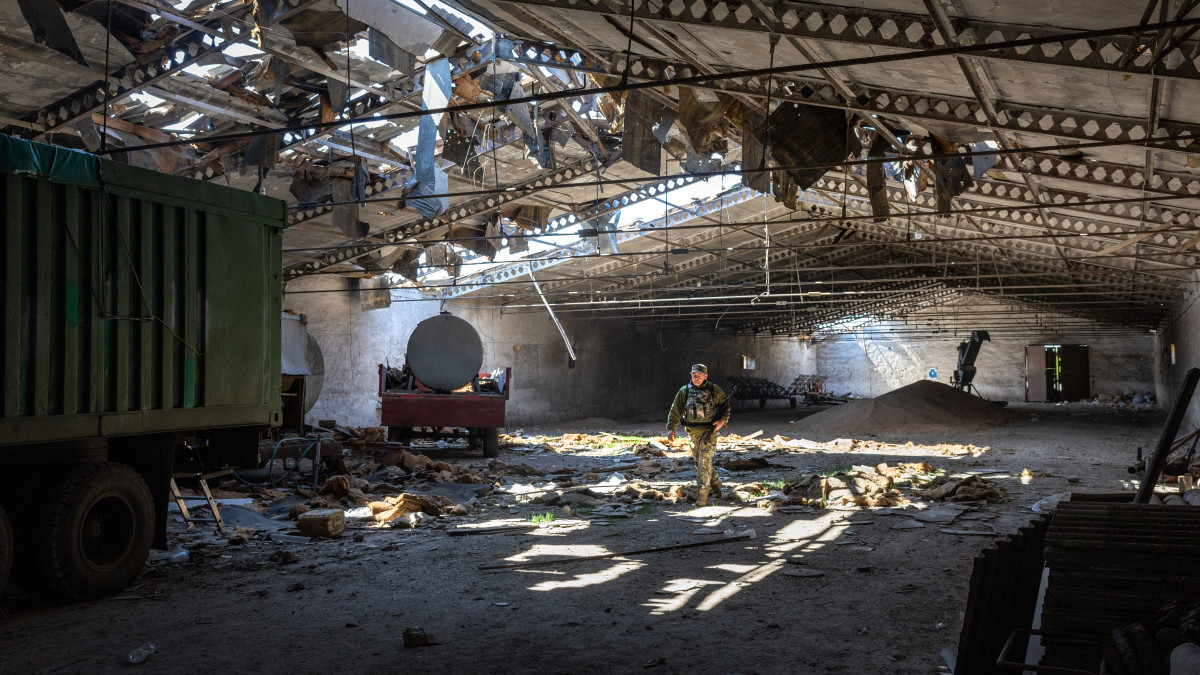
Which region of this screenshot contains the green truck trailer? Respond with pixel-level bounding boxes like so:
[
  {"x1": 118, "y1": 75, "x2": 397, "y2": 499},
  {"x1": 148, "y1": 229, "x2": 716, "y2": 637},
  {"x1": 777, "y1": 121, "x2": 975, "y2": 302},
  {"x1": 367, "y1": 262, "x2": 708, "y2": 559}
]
[{"x1": 0, "y1": 135, "x2": 286, "y2": 599}]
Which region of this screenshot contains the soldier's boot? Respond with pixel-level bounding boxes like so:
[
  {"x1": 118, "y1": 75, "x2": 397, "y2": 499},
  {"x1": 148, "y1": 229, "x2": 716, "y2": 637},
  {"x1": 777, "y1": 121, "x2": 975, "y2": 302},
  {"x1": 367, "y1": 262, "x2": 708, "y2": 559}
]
[
  {"x1": 696, "y1": 487, "x2": 709, "y2": 507},
  {"x1": 710, "y1": 479, "x2": 722, "y2": 499}
]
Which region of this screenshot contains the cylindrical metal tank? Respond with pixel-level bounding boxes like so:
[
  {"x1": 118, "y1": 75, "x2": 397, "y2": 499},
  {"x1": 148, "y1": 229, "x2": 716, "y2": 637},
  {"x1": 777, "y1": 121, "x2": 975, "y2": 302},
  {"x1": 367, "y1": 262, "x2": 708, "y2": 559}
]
[{"x1": 407, "y1": 314, "x2": 483, "y2": 392}]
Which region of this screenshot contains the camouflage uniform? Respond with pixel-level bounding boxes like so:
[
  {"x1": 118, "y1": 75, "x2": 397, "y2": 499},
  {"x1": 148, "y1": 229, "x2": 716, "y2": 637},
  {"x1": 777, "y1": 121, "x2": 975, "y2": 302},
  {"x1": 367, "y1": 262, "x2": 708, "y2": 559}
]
[{"x1": 666, "y1": 380, "x2": 730, "y2": 496}]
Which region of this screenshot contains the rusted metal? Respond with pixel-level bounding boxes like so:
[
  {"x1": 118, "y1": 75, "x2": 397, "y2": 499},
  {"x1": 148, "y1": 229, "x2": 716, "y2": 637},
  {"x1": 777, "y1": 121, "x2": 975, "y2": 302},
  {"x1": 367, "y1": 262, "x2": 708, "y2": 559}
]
[
  {"x1": 955, "y1": 515, "x2": 1051, "y2": 674},
  {"x1": 1036, "y1": 500, "x2": 1200, "y2": 670}
]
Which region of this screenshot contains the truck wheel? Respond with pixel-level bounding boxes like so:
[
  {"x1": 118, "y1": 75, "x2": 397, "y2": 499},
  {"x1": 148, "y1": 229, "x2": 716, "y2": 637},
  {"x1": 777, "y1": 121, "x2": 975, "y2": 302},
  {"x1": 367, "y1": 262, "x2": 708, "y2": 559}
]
[
  {"x1": 0, "y1": 505, "x2": 12, "y2": 594},
  {"x1": 483, "y1": 428, "x2": 500, "y2": 458},
  {"x1": 35, "y1": 462, "x2": 155, "y2": 600}
]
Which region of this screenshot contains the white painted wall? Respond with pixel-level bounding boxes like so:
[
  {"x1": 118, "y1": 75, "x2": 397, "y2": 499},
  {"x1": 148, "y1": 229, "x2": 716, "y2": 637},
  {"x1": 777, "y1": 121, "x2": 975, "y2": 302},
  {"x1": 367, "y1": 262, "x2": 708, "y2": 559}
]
[
  {"x1": 283, "y1": 278, "x2": 1161, "y2": 430},
  {"x1": 655, "y1": 297, "x2": 1157, "y2": 404},
  {"x1": 283, "y1": 276, "x2": 440, "y2": 427},
  {"x1": 449, "y1": 305, "x2": 668, "y2": 426}
]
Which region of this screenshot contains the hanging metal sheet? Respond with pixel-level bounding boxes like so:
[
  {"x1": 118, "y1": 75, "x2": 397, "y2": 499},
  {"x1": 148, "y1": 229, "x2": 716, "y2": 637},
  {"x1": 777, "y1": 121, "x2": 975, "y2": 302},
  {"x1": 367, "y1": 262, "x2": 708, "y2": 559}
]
[
  {"x1": 16, "y1": 0, "x2": 88, "y2": 67},
  {"x1": 623, "y1": 91, "x2": 666, "y2": 175},
  {"x1": 368, "y1": 28, "x2": 415, "y2": 74},
  {"x1": 408, "y1": 59, "x2": 452, "y2": 219},
  {"x1": 865, "y1": 134, "x2": 891, "y2": 222}
]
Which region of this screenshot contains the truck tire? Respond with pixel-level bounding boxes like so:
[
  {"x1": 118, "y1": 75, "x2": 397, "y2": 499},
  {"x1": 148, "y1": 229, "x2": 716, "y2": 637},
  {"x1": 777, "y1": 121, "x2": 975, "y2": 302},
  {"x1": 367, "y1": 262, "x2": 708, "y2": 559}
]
[
  {"x1": 483, "y1": 428, "x2": 500, "y2": 458},
  {"x1": 35, "y1": 462, "x2": 155, "y2": 600},
  {"x1": 0, "y1": 505, "x2": 12, "y2": 594}
]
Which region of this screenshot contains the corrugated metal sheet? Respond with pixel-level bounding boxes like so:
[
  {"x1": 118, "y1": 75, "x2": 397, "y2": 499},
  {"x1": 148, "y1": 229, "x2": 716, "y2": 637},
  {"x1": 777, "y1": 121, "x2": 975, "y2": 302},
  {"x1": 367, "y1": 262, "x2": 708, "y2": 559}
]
[{"x1": 1, "y1": 134, "x2": 286, "y2": 445}]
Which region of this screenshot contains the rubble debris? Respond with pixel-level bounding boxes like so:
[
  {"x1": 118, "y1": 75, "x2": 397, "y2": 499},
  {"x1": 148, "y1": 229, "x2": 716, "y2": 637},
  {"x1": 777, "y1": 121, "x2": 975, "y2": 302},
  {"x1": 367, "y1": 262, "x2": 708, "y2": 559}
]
[
  {"x1": 916, "y1": 474, "x2": 1007, "y2": 503},
  {"x1": 321, "y1": 475, "x2": 371, "y2": 507},
  {"x1": 403, "y1": 627, "x2": 441, "y2": 647},
  {"x1": 297, "y1": 509, "x2": 346, "y2": 538},
  {"x1": 227, "y1": 526, "x2": 256, "y2": 545},
  {"x1": 717, "y1": 456, "x2": 771, "y2": 471},
  {"x1": 368, "y1": 493, "x2": 445, "y2": 525},
  {"x1": 127, "y1": 643, "x2": 156, "y2": 666},
  {"x1": 268, "y1": 550, "x2": 298, "y2": 565},
  {"x1": 913, "y1": 505, "x2": 969, "y2": 524}
]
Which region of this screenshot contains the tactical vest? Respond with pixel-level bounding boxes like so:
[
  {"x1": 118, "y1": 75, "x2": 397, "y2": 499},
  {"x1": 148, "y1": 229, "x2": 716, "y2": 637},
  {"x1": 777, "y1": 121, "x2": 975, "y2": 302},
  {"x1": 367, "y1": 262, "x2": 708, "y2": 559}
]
[{"x1": 684, "y1": 384, "x2": 718, "y2": 424}]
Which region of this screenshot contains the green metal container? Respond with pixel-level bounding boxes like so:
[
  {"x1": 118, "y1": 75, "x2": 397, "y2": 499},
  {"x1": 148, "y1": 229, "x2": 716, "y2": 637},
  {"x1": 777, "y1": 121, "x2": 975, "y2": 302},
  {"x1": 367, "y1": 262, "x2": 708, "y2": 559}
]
[{"x1": 0, "y1": 134, "x2": 286, "y2": 446}]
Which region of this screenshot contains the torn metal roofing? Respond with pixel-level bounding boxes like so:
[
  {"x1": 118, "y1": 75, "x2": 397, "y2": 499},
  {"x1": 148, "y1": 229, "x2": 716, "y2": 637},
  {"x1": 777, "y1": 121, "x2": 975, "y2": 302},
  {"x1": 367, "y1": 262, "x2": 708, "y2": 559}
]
[{"x1": 3, "y1": 0, "x2": 1200, "y2": 335}]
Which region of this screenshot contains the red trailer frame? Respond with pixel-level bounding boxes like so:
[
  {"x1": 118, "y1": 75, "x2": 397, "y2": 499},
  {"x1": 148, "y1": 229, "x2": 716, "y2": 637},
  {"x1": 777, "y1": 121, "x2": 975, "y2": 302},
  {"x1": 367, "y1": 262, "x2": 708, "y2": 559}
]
[{"x1": 377, "y1": 365, "x2": 511, "y2": 457}]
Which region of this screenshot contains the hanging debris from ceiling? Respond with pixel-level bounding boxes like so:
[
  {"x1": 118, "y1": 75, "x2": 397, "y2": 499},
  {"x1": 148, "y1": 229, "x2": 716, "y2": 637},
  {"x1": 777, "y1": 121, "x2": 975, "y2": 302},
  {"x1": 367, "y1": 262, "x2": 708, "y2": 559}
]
[
  {"x1": 971, "y1": 141, "x2": 998, "y2": 180},
  {"x1": 442, "y1": 126, "x2": 484, "y2": 182},
  {"x1": 585, "y1": 212, "x2": 621, "y2": 255},
  {"x1": 277, "y1": 9, "x2": 366, "y2": 66},
  {"x1": 739, "y1": 107, "x2": 770, "y2": 193},
  {"x1": 290, "y1": 160, "x2": 332, "y2": 207},
  {"x1": 677, "y1": 88, "x2": 734, "y2": 159},
  {"x1": 758, "y1": 102, "x2": 861, "y2": 209},
  {"x1": 478, "y1": 69, "x2": 550, "y2": 168},
  {"x1": 17, "y1": 0, "x2": 88, "y2": 66},
  {"x1": 331, "y1": 181, "x2": 367, "y2": 237},
  {"x1": 391, "y1": 247, "x2": 422, "y2": 281},
  {"x1": 933, "y1": 137, "x2": 974, "y2": 213},
  {"x1": 622, "y1": 91, "x2": 671, "y2": 176},
  {"x1": 406, "y1": 59, "x2": 452, "y2": 219},
  {"x1": 865, "y1": 134, "x2": 891, "y2": 222},
  {"x1": 367, "y1": 28, "x2": 415, "y2": 75},
  {"x1": 448, "y1": 222, "x2": 496, "y2": 260}
]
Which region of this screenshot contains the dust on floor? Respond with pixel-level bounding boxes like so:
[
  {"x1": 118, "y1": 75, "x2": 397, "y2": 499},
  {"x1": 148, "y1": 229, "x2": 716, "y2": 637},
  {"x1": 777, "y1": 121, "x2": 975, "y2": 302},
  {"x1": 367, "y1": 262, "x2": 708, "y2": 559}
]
[{"x1": 0, "y1": 403, "x2": 1164, "y2": 675}]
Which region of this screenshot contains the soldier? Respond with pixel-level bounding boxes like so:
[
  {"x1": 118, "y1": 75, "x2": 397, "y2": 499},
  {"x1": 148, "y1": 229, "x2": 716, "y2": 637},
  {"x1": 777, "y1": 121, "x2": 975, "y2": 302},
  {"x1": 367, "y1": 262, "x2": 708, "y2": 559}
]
[{"x1": 666, "y1": 364, "x2": 730, "y2": 506}]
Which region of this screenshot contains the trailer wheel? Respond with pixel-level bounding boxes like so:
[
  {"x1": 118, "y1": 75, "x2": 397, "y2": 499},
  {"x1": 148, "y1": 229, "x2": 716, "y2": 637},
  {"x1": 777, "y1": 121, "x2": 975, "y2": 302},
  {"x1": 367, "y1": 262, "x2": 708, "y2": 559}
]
[
  {"x1": 483, "y1": 428, "x2": 500, "y2": 458},
  {"x1": 35, "y1": 462, "x2": 154, "y2": 600},
  {"x1": 0, "y1": 505, "x2": 12, "y2": 594}
]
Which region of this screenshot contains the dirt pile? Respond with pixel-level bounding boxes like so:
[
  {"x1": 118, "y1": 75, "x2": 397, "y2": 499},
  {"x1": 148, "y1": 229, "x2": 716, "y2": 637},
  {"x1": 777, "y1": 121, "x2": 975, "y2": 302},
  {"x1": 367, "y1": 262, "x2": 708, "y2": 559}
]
[{"x1": 795, "y1": 380, "x2": 1021, "y2": 436}]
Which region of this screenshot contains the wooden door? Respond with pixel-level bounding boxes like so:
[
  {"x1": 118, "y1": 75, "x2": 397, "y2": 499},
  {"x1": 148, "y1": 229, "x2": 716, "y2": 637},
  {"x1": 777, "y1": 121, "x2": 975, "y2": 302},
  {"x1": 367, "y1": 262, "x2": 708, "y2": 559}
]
[
  {"x1": 1058, "y1": 345, "x2": 1091, "y2": 401},
  {"x1": 1026, "y1": 346, "x2": 1047, "y2": 402}
]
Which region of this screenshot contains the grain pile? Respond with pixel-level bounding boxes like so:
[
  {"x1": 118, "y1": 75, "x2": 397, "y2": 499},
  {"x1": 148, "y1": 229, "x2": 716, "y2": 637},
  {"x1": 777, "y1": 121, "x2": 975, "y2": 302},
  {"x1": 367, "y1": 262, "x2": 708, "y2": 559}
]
[{"x1": 796, "y1": 380, "x2": 1020, "y2": 436}]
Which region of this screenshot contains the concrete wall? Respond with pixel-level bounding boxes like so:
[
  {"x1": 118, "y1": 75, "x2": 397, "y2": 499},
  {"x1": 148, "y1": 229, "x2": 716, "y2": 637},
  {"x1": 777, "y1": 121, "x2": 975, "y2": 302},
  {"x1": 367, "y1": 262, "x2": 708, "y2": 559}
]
[
  {"x1": 653, "y1": 298, "x2": 1157, "y2": 404},
  {"x1": 1160, "y1": 274, "x2": 1200, "y2": 427},
  {"x1": 448, "y1": 306, "x2": 668, "y2": 426},
  {"x1": 283, "y1": 277, "x2": 1161, "y2": 429},
  {"x1": 283, "y1": 276, "x2": 440, "y2": 428},
  {"x1": 804, "y1": 327, "x2": 1155, "y2": 402}
]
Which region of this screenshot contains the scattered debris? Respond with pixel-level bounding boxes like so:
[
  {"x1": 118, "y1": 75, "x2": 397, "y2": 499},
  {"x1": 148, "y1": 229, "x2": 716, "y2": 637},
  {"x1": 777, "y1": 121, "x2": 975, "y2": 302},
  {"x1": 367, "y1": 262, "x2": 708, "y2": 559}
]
[
  {"x1": 227, "y1": 526, "x2": 256, "y2": 545},
  {"x1": 403, "y1": 627, "x2": 441, "y2": 647},
  {"x1": 127, "y1": 643, "x2": 155, "y2": 666},
  {"x1": 298, "y1": 509, "x2": 346, "y2": 538},
  {"x1": 916, "y1": 474, "x2": 1007, "y2": 503}
]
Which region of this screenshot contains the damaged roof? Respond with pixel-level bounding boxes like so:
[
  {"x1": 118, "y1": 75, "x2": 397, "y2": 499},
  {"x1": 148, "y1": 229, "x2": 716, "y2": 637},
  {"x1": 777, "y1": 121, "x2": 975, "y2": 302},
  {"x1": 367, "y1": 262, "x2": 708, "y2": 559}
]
[{"x1": 4, "y1": 0, "x2": 1200, "y2": 335}]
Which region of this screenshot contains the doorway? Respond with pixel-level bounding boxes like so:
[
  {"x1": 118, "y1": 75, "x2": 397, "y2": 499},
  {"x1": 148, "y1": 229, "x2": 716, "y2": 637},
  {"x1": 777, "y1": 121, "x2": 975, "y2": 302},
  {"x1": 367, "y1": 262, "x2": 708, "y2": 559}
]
[{"x1": 1025, "y1": 344, "x2": 1090, "y2": 402}]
